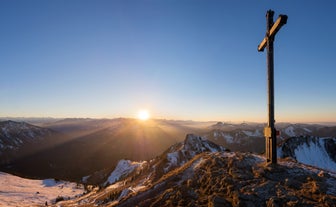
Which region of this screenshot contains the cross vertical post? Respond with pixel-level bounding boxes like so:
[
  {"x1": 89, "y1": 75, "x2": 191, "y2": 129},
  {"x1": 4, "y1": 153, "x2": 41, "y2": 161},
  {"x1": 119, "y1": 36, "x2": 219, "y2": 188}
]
[
  {"x1": 258, "y1": 10, "x2": 287, "y2": 164},
  {"x1": 266, "y1": 10, "x2": 276, "y2": 164}
]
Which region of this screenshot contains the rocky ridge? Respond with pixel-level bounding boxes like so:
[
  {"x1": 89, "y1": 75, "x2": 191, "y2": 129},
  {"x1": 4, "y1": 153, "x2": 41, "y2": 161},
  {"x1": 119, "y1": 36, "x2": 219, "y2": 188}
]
[{"x1": 58, "y1": 134, "x2": 336, "y2": 207}]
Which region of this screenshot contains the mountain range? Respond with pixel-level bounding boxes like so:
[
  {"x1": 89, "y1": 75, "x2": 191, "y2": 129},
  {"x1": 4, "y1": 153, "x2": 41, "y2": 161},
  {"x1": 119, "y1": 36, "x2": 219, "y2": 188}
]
[
  {"x1": 0, "y1": 118, "x2": 336, "y2": 206},
  {"x1": 0, "y1": 118, "x2": 205, "y2": 180},
  {"x1": 1, "y1": 118, "x2": 335, "y2": 182}
]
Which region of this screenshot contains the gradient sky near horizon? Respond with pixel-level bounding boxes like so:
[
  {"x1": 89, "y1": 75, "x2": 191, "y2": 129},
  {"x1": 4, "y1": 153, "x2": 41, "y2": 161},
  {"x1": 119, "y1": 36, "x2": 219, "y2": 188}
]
[{"x1": 1, "y1": 0, "x2": 336, "y2": 122}]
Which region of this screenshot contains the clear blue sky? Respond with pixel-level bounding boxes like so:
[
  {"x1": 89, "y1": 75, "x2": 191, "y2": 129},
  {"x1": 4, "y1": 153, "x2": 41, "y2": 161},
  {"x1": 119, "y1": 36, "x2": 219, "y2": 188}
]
[{"x1": 1, "y1": 0, "x2": 336, "y2": 122}]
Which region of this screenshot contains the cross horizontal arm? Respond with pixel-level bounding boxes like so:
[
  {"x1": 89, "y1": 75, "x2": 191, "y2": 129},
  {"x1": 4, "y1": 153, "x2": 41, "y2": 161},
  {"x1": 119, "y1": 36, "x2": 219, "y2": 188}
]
[
  {"x1": 269, "y1": 15, "x2": 288, "y2": 39},
  {"x1": 258, "y1": 37, "x2": 267, "y2": 52},
  {"x1": 258, "y1": 14, "x2": 288, "y2": 52}
]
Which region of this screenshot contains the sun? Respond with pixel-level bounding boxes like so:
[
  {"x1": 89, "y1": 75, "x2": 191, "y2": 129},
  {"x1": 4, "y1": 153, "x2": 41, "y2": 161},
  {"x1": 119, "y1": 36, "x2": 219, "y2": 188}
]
[{"x1": 137, "y1": 110, "x2": 150, "y2": 121}]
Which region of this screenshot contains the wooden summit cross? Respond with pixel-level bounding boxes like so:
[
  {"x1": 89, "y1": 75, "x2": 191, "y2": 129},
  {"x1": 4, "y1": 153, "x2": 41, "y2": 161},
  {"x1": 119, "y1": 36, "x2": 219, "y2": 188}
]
[{"x1": 258, "y1": 10, "x2": 287, "y2": 164}]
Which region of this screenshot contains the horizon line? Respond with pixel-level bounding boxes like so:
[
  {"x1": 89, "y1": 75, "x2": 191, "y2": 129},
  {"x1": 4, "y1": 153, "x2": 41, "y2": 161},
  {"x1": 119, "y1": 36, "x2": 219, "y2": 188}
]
[{"x1": 1, "y1": 116, "x2": 336, "y2": 126}]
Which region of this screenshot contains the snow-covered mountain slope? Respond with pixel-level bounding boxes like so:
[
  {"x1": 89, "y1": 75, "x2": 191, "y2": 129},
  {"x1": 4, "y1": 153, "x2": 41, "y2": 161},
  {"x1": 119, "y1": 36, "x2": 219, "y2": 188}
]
[
  {"x1": 0, "y1": 171, "x2": 84, "y2": 207},
  {"x1": 58, "y1": 134, "x2": 336, "y2": 207},
  {"x1": 207, "y1": 122, "x2": 266, "y2": 153},
  {"x1": 105, "y1": 160, "x2": 147, "y2": 185},
  {"x1": 278, "y1": 136, "x2": 336, "y2": 172}
]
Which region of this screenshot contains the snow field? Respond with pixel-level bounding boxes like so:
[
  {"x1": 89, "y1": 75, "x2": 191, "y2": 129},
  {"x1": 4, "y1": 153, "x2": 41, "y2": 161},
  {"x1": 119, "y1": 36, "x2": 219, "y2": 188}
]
[{"x1": 0, "y1": 172, "x2": 84, "y2": 207}]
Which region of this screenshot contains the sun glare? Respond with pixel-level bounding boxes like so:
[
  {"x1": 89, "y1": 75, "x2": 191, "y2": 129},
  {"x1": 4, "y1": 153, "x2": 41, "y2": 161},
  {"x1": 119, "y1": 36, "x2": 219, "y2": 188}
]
[{"x1": 137, "y1": 110, "x2": 150, "y2": 121}]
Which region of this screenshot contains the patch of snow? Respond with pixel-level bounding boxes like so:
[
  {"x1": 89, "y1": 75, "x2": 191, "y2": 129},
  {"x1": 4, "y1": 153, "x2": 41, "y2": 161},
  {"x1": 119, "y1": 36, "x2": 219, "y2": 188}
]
[
  {"x1": 184, "y1": 135, "x2": 203, "y2": 152},
  {"x1": 277, "y1": 147, "x2": 283, "y2": 158},
  {"x1": 2, "y1": 127, "x2": 9, "y2": 138},
  {"x1": 117, "y1": 185, "x2": 146, "y2": 201},
  {"x1": 13, "y1": 140, "x2": 19, "y2": 146},
  {"x1": 294, "y1": 139, "x2": 336, "y2": 172},
  {"x1": 118, "y1": 188, "x2": 131, "y2": 200},
  {"x1": 251, "y1": 154, "x2": 265, "y2": 163},
  {"x1": 202, "y1": 141, "x2": 223, "y2": 152},
  {"x1": 303, "y1": 128, "x2": 312, "y2": 133},
  {"x1": 0, "y1": 171, "x2": 83, "y2": 207},
  {"x1": 116, "y1": 185, "x2": 146, "y2": 201},
  {"x1": 167, "y1": 152, "x2": 179, "y2": 166},
  {"x1": 222, "y1": 133, "x2": 234, "y2": 144},
  {"x1": 242, "y1": 130, "x2": 262, "y2": 137},
  {"x1": 285, "y1": 126, "x2": 296, "y2": 137},
  {"x1": 82, "y1": 175, "x2": 90, "y2": 183},
  {"x1": 221, "y1": 152, "x2": 236, "y2": 158},
  {"x1": 105, "y1": 160, "x2": 146, "y2": 185},
  {"x1": 193, "y1": 158, "x2": 205, "y2": 170},
  {"x1": 164, "y1": 152, "x2": 180, "y2": 172},
  {"x1": 42, "y1": 179, "x2": 57, "y2": 187}
]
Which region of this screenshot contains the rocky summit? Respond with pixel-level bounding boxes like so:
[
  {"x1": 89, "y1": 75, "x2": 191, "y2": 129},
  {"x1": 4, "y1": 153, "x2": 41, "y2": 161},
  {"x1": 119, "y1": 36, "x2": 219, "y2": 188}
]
[{"x1": 58, "y1": 134, "x2": 336, "y2": 207}]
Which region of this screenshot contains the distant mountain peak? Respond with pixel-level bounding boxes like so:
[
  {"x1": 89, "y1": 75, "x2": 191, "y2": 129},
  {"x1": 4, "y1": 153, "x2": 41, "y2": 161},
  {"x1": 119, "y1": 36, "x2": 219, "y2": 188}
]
[
  {"x1": 0, "y1": 120, "x2": 59, "y2": 165},
  {"x1": 161, "y1": 134, "x2": 226, "y2": 173},
  {"x1": 0, "y1": 120, "x2": 54, "y2": 145},
  {"x1": 183, "y1": 134, "x2": 225, "y2": 154}
]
